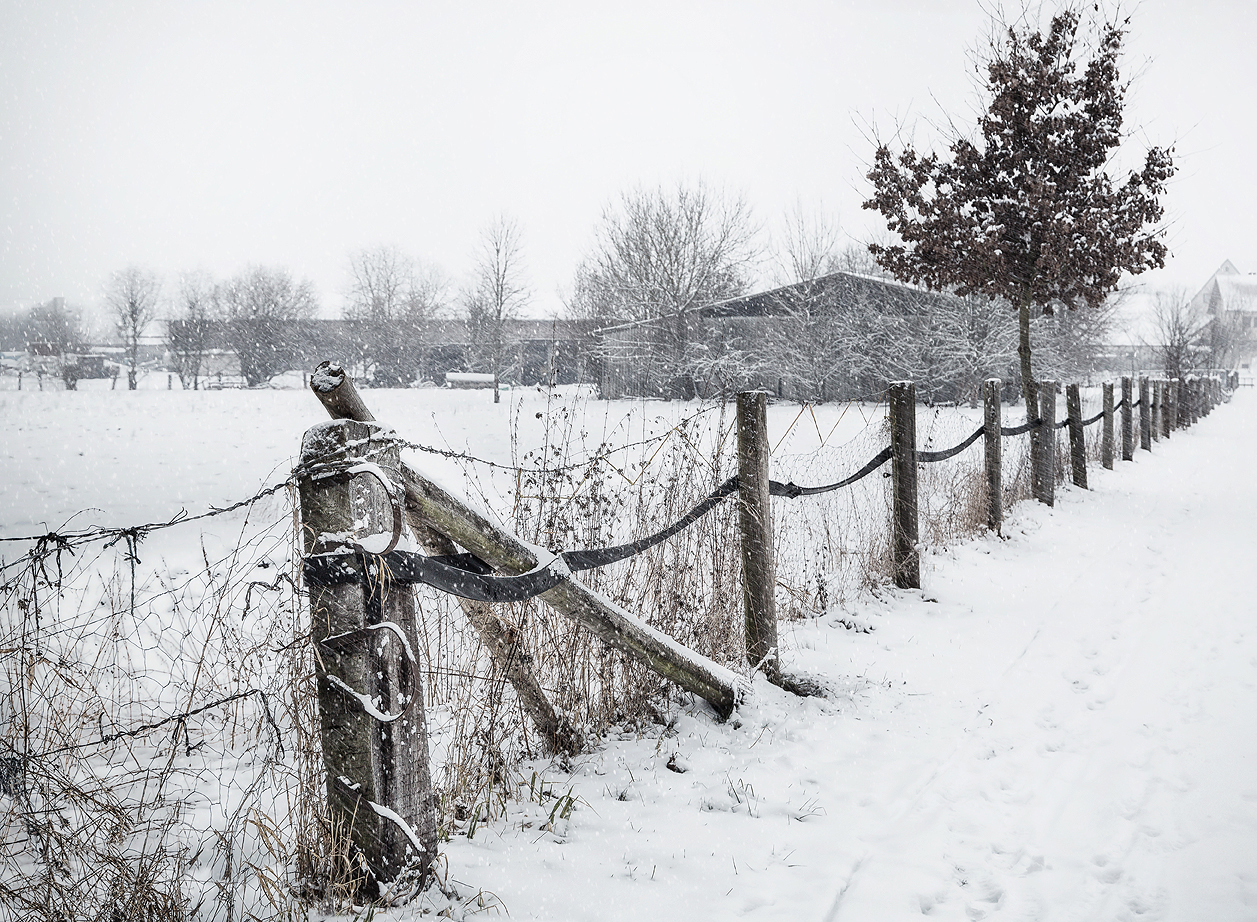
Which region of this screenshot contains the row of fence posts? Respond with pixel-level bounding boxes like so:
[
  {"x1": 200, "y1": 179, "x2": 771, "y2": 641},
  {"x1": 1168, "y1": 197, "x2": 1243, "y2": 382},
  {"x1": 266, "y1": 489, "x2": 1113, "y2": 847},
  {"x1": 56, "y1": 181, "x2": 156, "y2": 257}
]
[
  {"x1": 737, "y1": 371, "x2": 1235, "y2": 601},
  {"x1": 886, "y1": 372, "x2": 1232, "y2": 591},
  {"x1": 294, "y1": 365, "x2": 1234, "y2": 894}
]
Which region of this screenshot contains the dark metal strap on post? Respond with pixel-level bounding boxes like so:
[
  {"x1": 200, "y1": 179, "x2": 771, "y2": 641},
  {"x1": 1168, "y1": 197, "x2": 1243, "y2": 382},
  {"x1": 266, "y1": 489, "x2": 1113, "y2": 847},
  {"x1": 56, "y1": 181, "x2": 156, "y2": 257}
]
[{"x1": 889, "y1": 382, "x2": 920, "y2": 589}]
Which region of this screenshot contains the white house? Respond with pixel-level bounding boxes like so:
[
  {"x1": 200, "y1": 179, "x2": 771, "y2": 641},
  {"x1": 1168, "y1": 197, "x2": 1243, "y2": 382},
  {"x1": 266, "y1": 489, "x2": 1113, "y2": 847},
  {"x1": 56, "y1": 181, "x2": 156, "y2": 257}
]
[{"x1": 1188, "y1": 260, "x2": 1257, "y2": 370}]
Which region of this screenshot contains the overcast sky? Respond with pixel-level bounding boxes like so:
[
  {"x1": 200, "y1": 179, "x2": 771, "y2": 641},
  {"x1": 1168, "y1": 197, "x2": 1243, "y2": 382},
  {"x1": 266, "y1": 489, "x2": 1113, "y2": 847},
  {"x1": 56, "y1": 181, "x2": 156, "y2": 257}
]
[{"x1": 1, "y1": 0, "x2": 1251, "y2": 322}]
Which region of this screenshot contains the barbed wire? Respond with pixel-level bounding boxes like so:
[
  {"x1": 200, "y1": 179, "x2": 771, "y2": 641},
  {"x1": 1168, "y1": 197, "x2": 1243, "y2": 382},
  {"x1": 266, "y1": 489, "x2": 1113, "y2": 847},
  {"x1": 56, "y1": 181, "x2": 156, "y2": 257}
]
[{"x1": 0, "y1": 479, "x2": 293, "y2": 549}]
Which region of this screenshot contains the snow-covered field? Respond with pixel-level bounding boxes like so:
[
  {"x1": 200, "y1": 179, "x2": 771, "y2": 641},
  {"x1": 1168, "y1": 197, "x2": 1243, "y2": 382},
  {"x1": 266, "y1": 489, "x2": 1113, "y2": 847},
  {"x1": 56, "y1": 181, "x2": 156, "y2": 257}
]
[{"x1": 2, "y1": 380, "x2": 1253, "y2": 920}]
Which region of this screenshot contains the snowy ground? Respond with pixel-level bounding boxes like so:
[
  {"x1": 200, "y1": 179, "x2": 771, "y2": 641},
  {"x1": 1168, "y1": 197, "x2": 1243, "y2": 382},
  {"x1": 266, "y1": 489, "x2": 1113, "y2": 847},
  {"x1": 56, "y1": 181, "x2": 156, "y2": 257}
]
[
  {"x1": 430, "y1": 390, "x2": 1257, "y2": 922},
  {"x1": 2, "y1": 381, "x2": 1253, "y2": 920}
]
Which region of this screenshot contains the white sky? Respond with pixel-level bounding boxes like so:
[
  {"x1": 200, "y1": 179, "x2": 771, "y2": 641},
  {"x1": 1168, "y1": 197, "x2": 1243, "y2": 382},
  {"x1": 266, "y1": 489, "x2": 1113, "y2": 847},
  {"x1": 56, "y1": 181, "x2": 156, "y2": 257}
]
[{"x1": 1, "y1": 0, "x2": 1252, "y2": 321}]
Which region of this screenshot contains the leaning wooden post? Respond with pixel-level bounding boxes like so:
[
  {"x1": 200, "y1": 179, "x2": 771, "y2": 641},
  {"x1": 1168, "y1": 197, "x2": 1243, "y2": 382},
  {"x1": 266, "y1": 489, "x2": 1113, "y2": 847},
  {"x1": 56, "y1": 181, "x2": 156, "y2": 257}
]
[
  {"x1": 736, "y1": 391, "x2": 779, "y2": 680},
  {"x1": 310, "y1": 362, "x2": 744, "y2": 718},
  {"x1": 1121, "y1": 375, "x2": 1134, "y2": 461},
  {"x1": 297, "y1": 419, "x2": 436, "y2": 894},
  {"x1": 1176, "y1": 377, "x2": 1187, "y2": 429},
  {"x1": 983, "y1": 378, "x2": 1002, "y2": 533},
  {"x1": 1101, "y1": 382, "x2": 1115, "y2": 470},
  {"x1": 1033, "y1": 380, "x2": 1057, "y2": 505},
  {"x1": 1139, "y1": 376, "x2": 1152, "y2": 452},
  {"x1": 889, "y1": 381, "x2": 920, "y2": 590},
  {"x1": 1066, "y1": 383, "x2": 1087, "y2": 489}
]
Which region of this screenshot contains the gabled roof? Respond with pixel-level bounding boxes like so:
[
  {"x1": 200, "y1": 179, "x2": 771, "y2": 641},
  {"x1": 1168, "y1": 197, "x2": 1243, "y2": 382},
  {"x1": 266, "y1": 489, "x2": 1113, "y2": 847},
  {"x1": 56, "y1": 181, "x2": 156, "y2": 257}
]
[
  {"x1": 1188, "y1": 260, "x2": 1257, "y2": 315},
  {"x1": 597, "y1": 270, "x2": 956, "y2": 334}
]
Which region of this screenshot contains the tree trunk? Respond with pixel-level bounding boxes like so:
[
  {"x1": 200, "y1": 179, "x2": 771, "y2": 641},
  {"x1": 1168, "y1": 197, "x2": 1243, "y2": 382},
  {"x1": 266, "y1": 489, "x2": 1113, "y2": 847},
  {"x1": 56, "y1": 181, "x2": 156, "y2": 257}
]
[{"x1": 1017, "y1": 296, "x2": 1036, "y2": 422}]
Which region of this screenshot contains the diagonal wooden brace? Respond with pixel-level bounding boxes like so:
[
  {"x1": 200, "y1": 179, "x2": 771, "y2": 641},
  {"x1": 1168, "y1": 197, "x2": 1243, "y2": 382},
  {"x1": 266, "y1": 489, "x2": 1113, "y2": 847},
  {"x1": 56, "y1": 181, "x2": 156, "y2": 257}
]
[{"x1": 309, "y1": 361, "x2": 745, "y2": 720}]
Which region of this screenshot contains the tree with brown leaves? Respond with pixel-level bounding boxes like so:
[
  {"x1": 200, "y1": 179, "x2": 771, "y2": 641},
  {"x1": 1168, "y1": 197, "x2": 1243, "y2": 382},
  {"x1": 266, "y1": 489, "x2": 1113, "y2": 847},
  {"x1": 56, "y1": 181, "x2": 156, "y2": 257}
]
[{"x1": 863, "y1": 7, "x2": 1174, "y2": 424}]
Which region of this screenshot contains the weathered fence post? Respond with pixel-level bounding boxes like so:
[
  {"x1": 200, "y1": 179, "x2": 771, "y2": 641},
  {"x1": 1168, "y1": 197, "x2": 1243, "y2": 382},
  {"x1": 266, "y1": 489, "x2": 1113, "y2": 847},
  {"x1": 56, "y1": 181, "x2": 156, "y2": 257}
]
[
  {"x1": 1066, "y1": 383, "x2": 1087, "y2": 489},
  {"x1": 297, "y1": 419, "x2": 436, "y2": 894},
  {"x1": 1161, "y1": 379, "x2": 1171, "y2": 437},
  {"x1": 983, "y1": 378, "x2": 1002, "y2": 533},
  {"x1": 736, "y1": 391, "x2": 778, "y2": 680},
  {"x1": 1150, "y1": 380, "x2": 1160, "y2": 442},
  {"x1": 1121, "y1": 375, "x2": 1133, "y2": 460},
  {"x1": 1188, "y1": 375, "x2": 1200, "y2": 425},
  {"x1": 1033, "y1": 380, "x2": 1058, "y2": 505},
  {"x1": 1102, "y1": 381, "x2": 1115, "y2": 470},
  {"x1": 1139, "y1": 375, "x2": 1152, "y2": 452},
  {"x1": 889, "y1": 381, "x2": 919, "y2": 590}
]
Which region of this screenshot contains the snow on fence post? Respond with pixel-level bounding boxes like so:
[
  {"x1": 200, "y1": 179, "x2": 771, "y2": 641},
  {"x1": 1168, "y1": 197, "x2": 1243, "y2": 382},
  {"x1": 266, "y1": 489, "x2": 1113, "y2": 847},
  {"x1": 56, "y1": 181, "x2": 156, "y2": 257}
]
[
  {"x1": 1066, "y1": 383, "x2": 1087, "y2": 489},
  {"x1": 983, "y1": 378, "x2": 1002, "y2": 533},
  {"x1": 736, "y1": 391, "x2": 779, "y2": 681},
  {"x1": 889, "y1": 381, "x2": 920, "y2": 589},
  {"x1": 1139, "y1": 376, "x2": 1152, "y2": 452},
  {"x1": 1166, "y1": 379, "x2": 1177, "y2": 437},
  {"x1": 1102, "y1": 382, "x2": 1115, "y2": 470},
  {"x1": 1033, "y1": 380, "x2": 1058, "y2": 505},
  {"x1": 296, "y1": 418, "x2": 437, "y2": 895},
  {"x1": 1121, "y1": 376, "x2": 1134, "y2": 461}
]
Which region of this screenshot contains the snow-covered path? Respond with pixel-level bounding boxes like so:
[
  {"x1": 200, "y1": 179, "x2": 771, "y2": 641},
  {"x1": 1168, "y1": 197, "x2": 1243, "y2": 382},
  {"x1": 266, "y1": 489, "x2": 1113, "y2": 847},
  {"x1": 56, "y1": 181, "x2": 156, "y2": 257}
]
[
  {"x1": 831, "y1": 390, "x2": 1257, "y2": 919},
  {"x1": 441, "y1": 391, "x2": 1257, "y2": 922}
]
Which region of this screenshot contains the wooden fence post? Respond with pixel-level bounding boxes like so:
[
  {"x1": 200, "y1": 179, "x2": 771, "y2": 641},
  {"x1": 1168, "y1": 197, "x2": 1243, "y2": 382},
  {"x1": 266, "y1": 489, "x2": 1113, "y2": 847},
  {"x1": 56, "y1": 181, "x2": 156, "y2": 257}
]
[
  {"x1": 889, "y1": 381, "x2": 919, "y2": 590},
  {"x1": 1102, "y1": 381, "x2": 1115, "y2": 470},
  {"x1": 736, "y1": 391, "x2": 778, "y2": 680},
  {"x1": 983, "y1": 378, "x2": 1002, "y2": 533},
  {"x1": 1121, "y1": 375, "x2": 1133, "y2": 461},
  {"x1": 1151, "y1": 380, "x2": 1161, "y2": 442},
  {"x1": 1161, "y1": 379, "x2": 1171, "y2": 437},
  {"x1": 1033, "y1": 380, "x2": 1057, "y2": 505},
  {"x1": 1066, "y1": 383, "x2": 1087, "y2": 489},
  {"x1": 1139, "y1": 376, "x2": 1152, "y2": 451},
  {"x1": 297, "y1": 419, "x2": 436, "y2": 894}
]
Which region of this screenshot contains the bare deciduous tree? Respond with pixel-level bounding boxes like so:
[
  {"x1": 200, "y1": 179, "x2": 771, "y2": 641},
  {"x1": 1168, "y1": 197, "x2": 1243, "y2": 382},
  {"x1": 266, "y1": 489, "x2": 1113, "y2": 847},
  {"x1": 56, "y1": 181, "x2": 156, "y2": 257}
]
[
  {"x1": 571, "y1": 181, "x2": 759, "y2": 398},
  {"x1": 1146, "y1": 288, "x2": 1204, "y2": 381},
  {"x1": 345, "y1": 245, "x2": 447, "y2": 385},
  {"x1": 773, "y1": 201, "x2": 841, "y2": 286},
  {"x1": 167, "y1": 271, "x2": 215, "y2": 389},
  {"x1": 216, "y1": 266, "x2": 317, "y2": 387},
  {"x1": 106, "y1": 266, "x2": 161, "y2": 390},
  {"x1": 465, "y1": 217, "x2": 529, "y2": 404}
]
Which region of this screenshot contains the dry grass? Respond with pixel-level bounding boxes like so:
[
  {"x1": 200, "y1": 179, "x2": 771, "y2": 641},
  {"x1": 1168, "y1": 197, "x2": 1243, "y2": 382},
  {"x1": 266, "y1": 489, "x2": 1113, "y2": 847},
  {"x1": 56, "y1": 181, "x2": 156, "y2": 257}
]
[{"x1": 3, "y1": 387, "x2": 1118, "y2": 919}]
